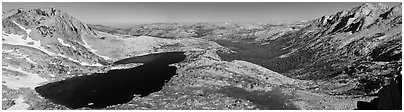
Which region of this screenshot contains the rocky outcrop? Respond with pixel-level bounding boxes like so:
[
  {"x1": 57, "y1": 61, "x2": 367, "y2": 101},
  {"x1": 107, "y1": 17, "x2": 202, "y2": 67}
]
[
  {"x1": 377, "y1": 75, "x2": 402, "y2": 110},
  {"x1": 380, "y1": 4, "x2": 402, "y2": 19},
  {"x1": 309, "y1": 3, "x2": 393, "y2": 34},
  {"x1": 357, "y1": 75, "x2": 401, "y2": 110}
]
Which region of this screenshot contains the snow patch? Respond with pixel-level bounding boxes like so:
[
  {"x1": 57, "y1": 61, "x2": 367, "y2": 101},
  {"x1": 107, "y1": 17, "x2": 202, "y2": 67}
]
[
  {"x1": 57, "y1": 53, "x2": 67, "y2": 58},
  {"x1": 67, "y1": 57, "x2": 103, "y2": 66},
  {"x1": 7, "y1": 96, "x2": 30, "y2": 110},
  {"x1": 25, "y1": 57, "x2": 37, "y2": 64},
  {"x1": 279, "y1": 48, "x2": 298, "y2": 58},
  {"x1": 57, "y1": 38, "x2": 77, "y2": 50},
  {"x1": 2, "y1": 31, "x2": 56, "y2": 56},
  {"x1": 81, "y1": 36, "x2": 96, "y2": 52},
  {"x1": 96, "y1": 54, "x2": 111, "y2": 60},
  {"x1": 49, "y1": 74, "x2": 56, "y2": 77},
  {"x1": 2, "y1": 66, "x2": 48, "y2": 90},
  {"x1": 86, "y1": 63, "x2": 104, "y2": 67},
  {"x1": 2, "y1": 21, "x2": 57, "y2": 56},
  {"x1": 57, "y1": 38, "x2": 72, "y2": 47},
  {"x1": 3, "y1": 49, "x2": 13, "y2": 53},
  {"x1": 80, "y1": 62, "x2": 103, "y2": 66}
]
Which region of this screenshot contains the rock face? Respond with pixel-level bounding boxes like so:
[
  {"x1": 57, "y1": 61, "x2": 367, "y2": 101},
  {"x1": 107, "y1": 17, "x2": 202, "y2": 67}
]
[
  {"x1": 357, "y1": 75, "x2": 401, "y2": 110},
  {"x1": 377, "y1": 75, "x2": 402, "y2": 109},
  {"x1": 2, "y1": 3, "x2": 401, "y2": 110},
  {"x1": 271, "y1": 3, "x2": 402, "y2": 95}
]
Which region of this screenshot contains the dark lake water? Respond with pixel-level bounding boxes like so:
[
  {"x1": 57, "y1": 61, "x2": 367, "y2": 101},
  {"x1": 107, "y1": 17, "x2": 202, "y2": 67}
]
[
  {"x1": 35, "y1": 52, "x2": 186, "y2": 109},
  {"x1": 113, "y1": 52, "x2": 187, "y2": 65}
]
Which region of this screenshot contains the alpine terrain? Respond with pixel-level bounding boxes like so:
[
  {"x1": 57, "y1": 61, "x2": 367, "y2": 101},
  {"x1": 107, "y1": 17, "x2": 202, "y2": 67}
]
[{"x1": 2, "y1": 3, "x2": 402, "y2": 110}]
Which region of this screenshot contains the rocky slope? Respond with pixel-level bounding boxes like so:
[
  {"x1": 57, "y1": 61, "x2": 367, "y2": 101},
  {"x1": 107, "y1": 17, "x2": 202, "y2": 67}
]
[
  {"x1": 89, "y1": 3, "x2": 402, "y2": 96},
  {"x1": 269, "y1": 3, "x2": 402, "y2": 95}
]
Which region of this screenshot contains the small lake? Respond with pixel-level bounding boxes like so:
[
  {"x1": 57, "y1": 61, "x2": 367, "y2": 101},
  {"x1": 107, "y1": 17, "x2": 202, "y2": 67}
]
[{"x1": 35, "y1": 52, "x2": 186, "y2": 109}]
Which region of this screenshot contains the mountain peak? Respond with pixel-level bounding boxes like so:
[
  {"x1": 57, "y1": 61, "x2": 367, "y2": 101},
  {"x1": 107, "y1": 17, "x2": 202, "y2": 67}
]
[
  {"x1": 3, "y1": 7, "x2": 96, "y2": 36},
  {"x1": 3, "y1": 7, "x2": 64, "y2": 17},
  {"x1": 308, "y1": 2, "x2": 400, "y2": 34},
  {"x1": 359, "y1": 3, "x2": 374, "y2": 8},
  {"x1": 350, "y1": 3, "x2": 376, "y2": 16},
  {"x1": 374, "y1": 3, "x2": 389, "y2": 9},
  {"x1": 383, "y1": 3, "x2": 402, "y2": 18},
  {"x1": 350, "y1": 3, "x2": 392, "y2": 16},
  {"x1": 356, "y1": 2, "x2": 389, "y2": 9},
  {"x1": 2, "y1": 7, "x2": 105, "y2": 66}
]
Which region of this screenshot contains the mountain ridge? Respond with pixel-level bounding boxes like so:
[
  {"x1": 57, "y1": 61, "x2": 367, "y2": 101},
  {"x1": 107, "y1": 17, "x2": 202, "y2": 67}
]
[{"x1": 3, "y1": 7, "x2": 109, "y2": 65}]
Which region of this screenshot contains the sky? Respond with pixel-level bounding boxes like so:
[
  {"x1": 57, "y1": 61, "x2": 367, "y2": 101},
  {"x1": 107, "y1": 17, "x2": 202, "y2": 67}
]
[{"x1": 2, "y1": 2, "x2": 401, "y2": 26}]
